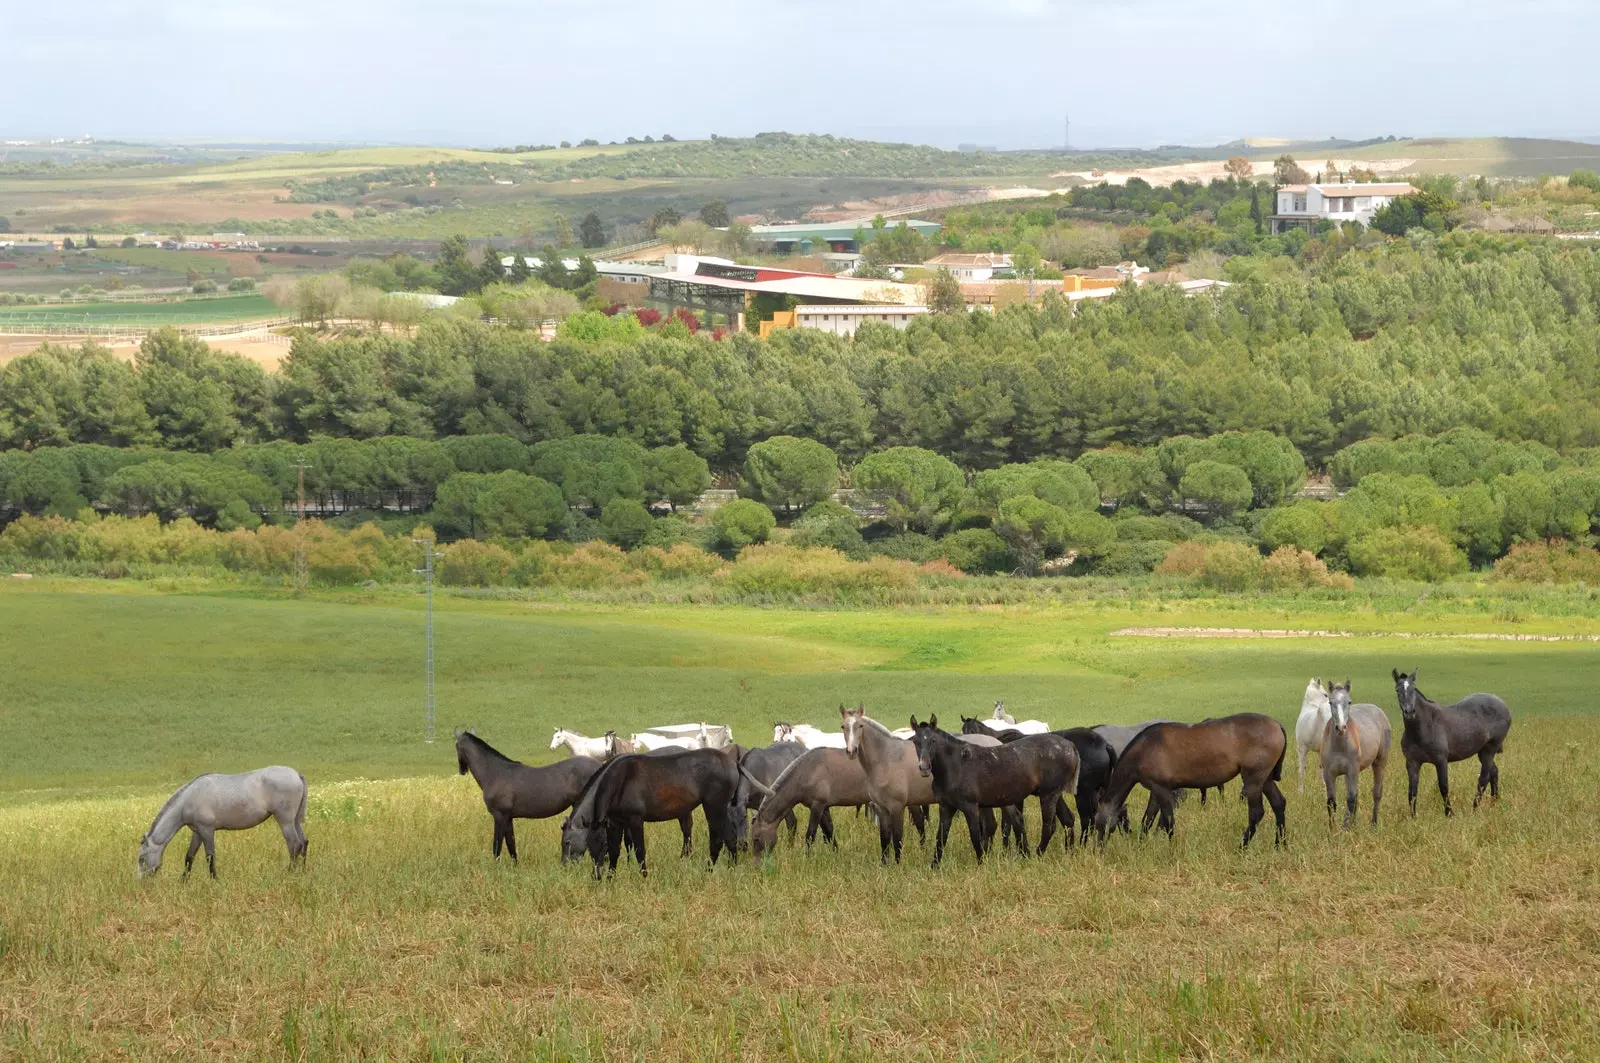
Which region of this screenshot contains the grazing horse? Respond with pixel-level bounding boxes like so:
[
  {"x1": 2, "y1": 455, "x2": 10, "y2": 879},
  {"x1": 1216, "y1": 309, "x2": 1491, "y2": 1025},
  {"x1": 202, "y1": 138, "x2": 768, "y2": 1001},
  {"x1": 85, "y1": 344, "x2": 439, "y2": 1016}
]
[
  {"x1": 138, "y1": 766, "x2": 308, "y2": 879},
  {"x1": 910, "y1": 716, "x2": 1079, "y2": 866},
  {"x1": 456, "y1": 729, "x2": 600, "y2": 863},
  {"x1": 745, "y1": 748, "x2": 873, "y2": 855},
  {"x1": 1392, "y1": 669, "x2": 1512, "y2": 817},
  {"x1": 561, "y1": 748, "x2": 745, "y2": 878},
  {"x1": 772, "y1": 722, "x2": 848, "y2": 749},
  {"x1": 730, "y1": 741, "x2": 808, "y2": 850},
  {"x1": 1094, "y1": 714, "x2": 1287, "y2": 849},
  {"x1": 1294, "y1": 679, "x2": 1333, "y2": 792},
  {"x1": 840, "y1": 704, "x2": 935, "y2": 865},
  {"x1": 551, "y1": 728, "x2": 611, "y2": 759},
  {"x1": 1092, "y1": 719, "x2": 1223, "y2": 809},
  {"x1": 1319, "y1": 682, "x2": 1392, "y2": 829}
]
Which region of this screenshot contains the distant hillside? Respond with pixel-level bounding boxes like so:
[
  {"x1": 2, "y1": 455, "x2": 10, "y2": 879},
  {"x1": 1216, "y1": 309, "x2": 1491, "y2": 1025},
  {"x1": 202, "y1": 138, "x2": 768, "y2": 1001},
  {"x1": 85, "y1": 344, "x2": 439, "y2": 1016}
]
[{"x1": 1267, "y1": 137, "x2": 1600, "y2": 178}]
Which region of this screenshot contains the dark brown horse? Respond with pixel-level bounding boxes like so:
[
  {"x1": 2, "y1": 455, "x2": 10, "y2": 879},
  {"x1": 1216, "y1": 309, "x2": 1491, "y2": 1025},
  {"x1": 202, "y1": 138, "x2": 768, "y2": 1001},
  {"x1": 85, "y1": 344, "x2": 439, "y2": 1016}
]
[
  {"x1": 961, "y1": 716, "x2": 1115, "y2": 845},
  {"x1": 1094, "y1": 714, "x2": 1287, "y2": 848},
  {"x1": 560, "y1": 748, "x2": 744, "y2": 878},
  {"x1": 911, "y1": 715, "x2": 1080, "y2": 866},
  {"x1": 455, "y1": 729, "x2": 601, "y2": 863},
  {"x1": 1392, "y1": 669, "x2": 1512, "y2": 817}
]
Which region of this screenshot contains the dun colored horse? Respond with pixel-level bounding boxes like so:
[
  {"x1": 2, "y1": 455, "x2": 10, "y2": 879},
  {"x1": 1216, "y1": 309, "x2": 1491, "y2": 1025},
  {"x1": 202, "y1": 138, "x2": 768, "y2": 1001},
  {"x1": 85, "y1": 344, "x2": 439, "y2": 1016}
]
[
  {"x1": 745, "y1": 747, "x2": 872, "y2": 855},
  {"x1": 1094, "y1": 714, "x2": 1287, "y2": 848},
  {"x1": 1392, "y1": 668, "x2": 1512, "y2": 817},
  {"x1": 840, "y1": 705, "x2": 934, "y2": 865},
  {"x1": 730, "y1": 741, "x2": 808, "y2": 850},
  {"x1": 456, "y1": 729, "x2": 601, "y2": 863},
  {"x1": 1319, "y1": 682, "x2": 1391, "y2": 829}
]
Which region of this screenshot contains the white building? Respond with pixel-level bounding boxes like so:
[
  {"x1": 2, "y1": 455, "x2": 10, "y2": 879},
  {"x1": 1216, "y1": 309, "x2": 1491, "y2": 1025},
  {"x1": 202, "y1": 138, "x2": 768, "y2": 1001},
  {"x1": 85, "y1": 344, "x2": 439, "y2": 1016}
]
[
  {"x1": 1270, "y1": 182, "x2": 1417, "y2": 234},
  {"x1": 794, "y1": 304, "x2": 929, "y2": 336},
  {"x1": 921, "y1": 252, "x2": 1012, "y2": 282}
]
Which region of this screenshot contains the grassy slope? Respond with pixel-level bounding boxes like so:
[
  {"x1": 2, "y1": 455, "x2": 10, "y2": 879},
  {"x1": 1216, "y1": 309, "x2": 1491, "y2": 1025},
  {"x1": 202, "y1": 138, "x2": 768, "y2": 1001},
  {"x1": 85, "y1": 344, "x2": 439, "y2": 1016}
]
[
  {"x1": 1336, "y1": 137, "x2": 1600, "y2": 177},
  {"x1": 2, "y1": 582, "x2": 1597, "y2": 1059},
  {"x1": 0, "y1": 293, "x2": 278, "y2": 325}
]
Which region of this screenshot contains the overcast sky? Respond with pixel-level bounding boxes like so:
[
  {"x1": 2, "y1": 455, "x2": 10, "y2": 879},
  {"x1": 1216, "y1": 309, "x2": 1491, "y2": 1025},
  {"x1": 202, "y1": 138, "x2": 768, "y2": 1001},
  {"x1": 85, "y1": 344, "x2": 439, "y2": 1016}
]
[{"x1": 6, "y1": 0, "x2": 1597, "y2": 149}]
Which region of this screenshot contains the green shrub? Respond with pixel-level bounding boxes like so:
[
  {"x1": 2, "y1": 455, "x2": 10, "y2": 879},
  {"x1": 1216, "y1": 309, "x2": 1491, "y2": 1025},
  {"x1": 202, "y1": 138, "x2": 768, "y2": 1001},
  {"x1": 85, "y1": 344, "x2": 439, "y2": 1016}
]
[
  {"x1": 1347, "y1": 526, "x2": 1468, "y2": 581},
  {"x1": 1112, "y1": 512, "x2": 1204, "y2": 542},
  {"x1": 640, "y1": 515, "x2": 691, "y2": 548},
  {"x1": 1258, "y1": 502, "x2": 1336, "y2": 555},
  {"x1": 715, "y1": 544, "x2": 920, "y2": 603},
  {"x1": 1180, "y1": 460, "x2": 1253, "y2": 519},
  {"x1": 871, "y1": 532, "x2": 939, "y2": 562},
  {"x1": 599, "y1": 498, "x2": 653, "y2": 548},
  {"x1": 712, "y1": 498, "x2": 776, "y2": 549},
  {"x1": 790, "y1": 504, "x2": 866, "y2": 558},
  {"x1": 1091, "y1": 540, "x2": 1171, "y2": 576},
  {"x1": 628, "y1": 542, "x2": 723, "y2": 580},
  {"x1": 852, "y1": 446, "x2": 964, "y2": 533},
  {"x1": 191, "y1": 279, "x2": 218, "y2": 294},
  {"x1": 940, "y1": 528, "x2": 1014, "y2": 575},
  {"x1": 551, "y1": 541, "x2": 645, "y2": 588},
  {"x1": 743, "y1": 435, "x2": 838, "y2": 513},
  {"x1": 227, "y1": 277, "x2": 256, "y2": 292},
  {"x1": 1199, "y1": 540, "x2": 1263, "y2": 591},
  {"x1": 439, "y1": 539, "x2": 515, "y2": 587},
  {"x1": 1493, "y1": 540, "x2": 1600, "y2": 584}
]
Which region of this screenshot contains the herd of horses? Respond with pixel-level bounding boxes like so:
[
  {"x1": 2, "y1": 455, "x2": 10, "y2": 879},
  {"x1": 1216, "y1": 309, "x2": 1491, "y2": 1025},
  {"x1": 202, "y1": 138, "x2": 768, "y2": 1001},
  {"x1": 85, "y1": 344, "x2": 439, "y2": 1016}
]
[{"x1": 135, "y1": 670, "x2": 1514, "y2": 879}]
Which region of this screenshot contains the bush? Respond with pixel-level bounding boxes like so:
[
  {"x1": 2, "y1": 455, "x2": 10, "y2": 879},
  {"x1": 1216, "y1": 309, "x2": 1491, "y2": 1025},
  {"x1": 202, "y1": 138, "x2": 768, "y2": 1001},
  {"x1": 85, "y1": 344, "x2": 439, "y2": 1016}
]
[
  {"x1": 1090, "y1": 540, "x2": 1172, "y2": 576},
  {"x1": 553, "y1": 541, "x2": 646, "y2": 588},
  {"x1": 227, "y1": 277, "x2": 256, "y2": 292},
  {"x1": 640, "y1": 514, "x2": 691, "y2": 548},
  {"x1": 1262, "y1": 545, "x2": 1351, "y2": 590},
  {"x1": 628, "y1": 542, "x2": 723, "y2": 580},
  {"x1": 1493, "y1": 540, "x2": 1600, "y2": 584},
  {"x1": 1180, "y1": 460, "x2": 1253, "y2": 519},
  {"x1": 1155, "y1": 540, "x2": 1207, "y2": 577},
  {"x1": 439, "y1": 539, "x2": 516, "y2": 587},
  {"x1": 870, "y1": 532, "x2": 939, "y2": 562},
  {"x1": 790, "y1": 503, "x2": 866, "y2": 558},
  {"x1": 712, "y1": 498, "x2": 776, "y2": 549},
  {"x1": 1112, "y1": 513, "x2": 1203, "y2": 543},
  {"x1": 1199, "y1": 540, "x2": 1264, "y2": 591},
  {"x1": 191, "y1": 279, "x2": 218, "y2": 294},
  {"x1": 1347, "y1": 526, "x2": 1468, "y2": 581},
  {"x1": 940, "y1": 528, "x2": 1015, "y2": 575},
  {"x1": 1258, "y1": 502, "x2": 1336, "y2": 555},
  {"x1": 599, "y1": 498, "x2": 653, "y2": 548},
  {"x1": 715, "y1": 544, "x2": 919, "y2": 604}
]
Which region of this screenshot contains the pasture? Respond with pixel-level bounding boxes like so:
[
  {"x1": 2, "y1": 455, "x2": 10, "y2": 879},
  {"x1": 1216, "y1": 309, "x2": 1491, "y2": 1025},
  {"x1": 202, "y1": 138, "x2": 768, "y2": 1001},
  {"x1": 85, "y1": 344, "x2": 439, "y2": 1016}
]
[
  {"x1": 0, "y1": 293, "x2": 279, "y2": 328},
  {"x1": 2, "y1": 582, "x2": 1598, "y2": 1060}
]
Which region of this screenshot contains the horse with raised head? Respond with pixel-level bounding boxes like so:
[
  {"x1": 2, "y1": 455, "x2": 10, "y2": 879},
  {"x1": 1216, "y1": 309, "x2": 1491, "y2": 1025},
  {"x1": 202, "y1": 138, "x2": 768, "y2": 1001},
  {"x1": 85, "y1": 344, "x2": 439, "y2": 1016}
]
[
  {"x1": 138, "y1": 766, "x2": 308, "y2": 879},
  {"x1": 1094, "y1": 714, "x2": 1287, "y2": 848},
  {"x1": 911, "y1": 715, "x2": 1080, "y2": 866},
  {"x1": 560, "y1": 747, "x2": 747, "y2": 878},
  {"x1": 1319, "y1": 682, "x2": 1391, "y2": 829},
  {"x1": 551, "y1": 729, "x2": 611, "y2": 759},
  {"x1": 1392, "y1": 668, "x2": 1512, "y2": 817},
  {"x1": 457, "y1": 729, "x2": 601, "y2": 863},
  {"x1": 840, "y1": 704, "x2": 936, "y2": 865},
  {"x1": 1294, "y1": 679, "x2": 1333, "y2": 792}
]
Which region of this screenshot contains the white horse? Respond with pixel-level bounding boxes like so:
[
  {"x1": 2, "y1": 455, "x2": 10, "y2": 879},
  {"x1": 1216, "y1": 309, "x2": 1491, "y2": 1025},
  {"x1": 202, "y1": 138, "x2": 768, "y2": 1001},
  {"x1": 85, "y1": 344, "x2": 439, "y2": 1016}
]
[
  {"x1": 773, "y1": 722, "x2": 847, "y2": 749},
  {"x1": 1295, "y1": 678, "x2": 1333, "y2": 792},
  {"x1": 138, "y1": 766, "x2": 307, "y2": 879},
  {"x1": 551, "y1": 728, "x2": 611, "y2": 759},
  {"x1": 630, "y1": 731, "x2": 701, "y2": 751},
  {"x1": 642, "y1": 722, "x2": 734, "y2": 749},
  {"x1": 980, "y1": 701, "x2": 1050, "y2": 735}
]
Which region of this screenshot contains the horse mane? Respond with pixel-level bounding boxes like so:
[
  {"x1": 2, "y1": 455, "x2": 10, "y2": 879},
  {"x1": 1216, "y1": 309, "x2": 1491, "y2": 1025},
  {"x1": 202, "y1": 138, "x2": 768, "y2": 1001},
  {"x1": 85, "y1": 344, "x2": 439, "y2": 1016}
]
[
  {"x1": 147, "y1": 774, "x2": 213, "y2": 835},
  {"x1": 568, "y1": 756, "x2": 617, "y2": 827},
  {"x1": 858, "y1": 715, "x2": 897, "y2": 736},
  {"x1": 460, "y1": 731, "x2": 519, "y2": 765}
]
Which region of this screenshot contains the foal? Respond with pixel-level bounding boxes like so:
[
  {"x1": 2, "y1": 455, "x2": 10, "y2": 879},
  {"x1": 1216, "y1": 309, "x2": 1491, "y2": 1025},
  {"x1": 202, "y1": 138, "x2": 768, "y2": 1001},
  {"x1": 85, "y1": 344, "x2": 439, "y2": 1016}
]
[{"x1": 1319, "y1": 681, "x2": 1392, "y2": 829}]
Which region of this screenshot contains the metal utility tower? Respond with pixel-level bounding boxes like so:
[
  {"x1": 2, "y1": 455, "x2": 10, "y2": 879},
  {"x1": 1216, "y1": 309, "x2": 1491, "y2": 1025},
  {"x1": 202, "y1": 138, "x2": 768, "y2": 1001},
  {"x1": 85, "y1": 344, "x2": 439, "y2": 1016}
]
[
  {"x1": 414, "y1": 539, "x2": 436, "y2": 743},
  {"x1": 1064, "y1": 114, "x2": 1071, "y2": 152}
]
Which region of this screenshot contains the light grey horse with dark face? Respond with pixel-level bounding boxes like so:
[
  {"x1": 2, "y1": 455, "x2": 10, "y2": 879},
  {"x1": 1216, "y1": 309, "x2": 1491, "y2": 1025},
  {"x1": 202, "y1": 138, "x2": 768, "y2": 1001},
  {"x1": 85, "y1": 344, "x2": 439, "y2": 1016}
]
[{"x1": 138, "y1": 766, "x2": 308, "y2": 879}]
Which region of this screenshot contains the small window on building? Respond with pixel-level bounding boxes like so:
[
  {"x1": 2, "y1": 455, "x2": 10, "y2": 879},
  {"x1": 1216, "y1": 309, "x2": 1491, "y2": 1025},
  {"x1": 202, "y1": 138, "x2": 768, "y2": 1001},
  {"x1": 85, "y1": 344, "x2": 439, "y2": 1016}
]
[{"x1": 1357, "y1": 197, "x2": 1371, "y2": 210}]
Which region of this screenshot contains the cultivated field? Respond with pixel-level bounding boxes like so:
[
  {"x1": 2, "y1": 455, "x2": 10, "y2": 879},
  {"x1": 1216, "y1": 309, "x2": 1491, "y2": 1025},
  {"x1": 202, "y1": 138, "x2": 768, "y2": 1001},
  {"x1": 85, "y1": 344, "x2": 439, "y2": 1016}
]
[
  {"x1": 1, "y1": 582, "x2": 1597, "y2": 1060},
  {"x1": 0, "y1": 293, "x2": 280, "y2": 328}
]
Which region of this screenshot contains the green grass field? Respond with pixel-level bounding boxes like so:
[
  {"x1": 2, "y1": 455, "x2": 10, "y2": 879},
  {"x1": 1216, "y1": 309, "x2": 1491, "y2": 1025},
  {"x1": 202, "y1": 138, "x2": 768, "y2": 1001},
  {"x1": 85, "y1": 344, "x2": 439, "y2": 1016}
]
[
  {"x1": 2, "y1": 581, "x2": 1597, "y2": 1059},
  {"x1": 0, "y1": 293, "x2": 279, "y2": 328}
]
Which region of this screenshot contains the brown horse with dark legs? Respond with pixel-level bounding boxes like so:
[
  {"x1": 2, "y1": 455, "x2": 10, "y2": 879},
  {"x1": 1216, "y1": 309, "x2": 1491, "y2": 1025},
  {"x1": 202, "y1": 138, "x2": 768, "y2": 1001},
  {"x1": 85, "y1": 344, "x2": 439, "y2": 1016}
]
[
  {"x1": 1094, "y1": 714, "x2": 1287, "y2": 848},
  {"x1": 455, "y1": 729, "x2": 601, "y2": 864},
  {"x1": 1392, "y1": 668, "x2": 1512, "y2": 817}
]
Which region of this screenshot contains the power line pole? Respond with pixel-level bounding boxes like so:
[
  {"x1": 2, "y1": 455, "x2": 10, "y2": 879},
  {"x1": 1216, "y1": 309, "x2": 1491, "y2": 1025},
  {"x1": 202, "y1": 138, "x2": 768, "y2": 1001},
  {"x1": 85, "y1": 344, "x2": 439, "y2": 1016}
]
[
  {"x1": 413, "y1": 538, "x2": 435, "y2": 744},
  {"x1": 293, "y1": 458, "x2": 309, "y2": 595},
  {"x1": 1064, "y1": 114, "x2": 1071, "y2": 152}
]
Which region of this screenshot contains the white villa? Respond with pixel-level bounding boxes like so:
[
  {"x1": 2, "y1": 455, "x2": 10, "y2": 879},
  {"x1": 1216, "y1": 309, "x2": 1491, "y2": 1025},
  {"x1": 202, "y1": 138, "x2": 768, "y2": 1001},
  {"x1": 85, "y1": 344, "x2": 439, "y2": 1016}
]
[{"x1": 1269, "y1": 182, "x2": 1417, "y2": 234}]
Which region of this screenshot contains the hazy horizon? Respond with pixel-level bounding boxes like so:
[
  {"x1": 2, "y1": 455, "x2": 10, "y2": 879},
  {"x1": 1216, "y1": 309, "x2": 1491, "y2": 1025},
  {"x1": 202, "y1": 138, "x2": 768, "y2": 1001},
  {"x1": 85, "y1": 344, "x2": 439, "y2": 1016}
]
[{"x1": 5, "y1": 0, "x2": 1598, "y2": 151}]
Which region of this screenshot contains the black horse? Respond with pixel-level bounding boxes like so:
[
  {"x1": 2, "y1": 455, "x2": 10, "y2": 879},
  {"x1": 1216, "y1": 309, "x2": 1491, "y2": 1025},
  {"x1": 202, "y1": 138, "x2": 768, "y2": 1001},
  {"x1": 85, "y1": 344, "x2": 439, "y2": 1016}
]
[
  {"x1": 911, "y1": 715, "x2": 1079, "y2": 867},
  {"x1": 455, "y1": 729, "x2": 601, "y2": 863},
  {"x1": 959, "y1": 716, "x2": 1112, "y2": 845},
  {"x1": 1392, "y1": 669, "x2": 1512, "y2": 817},
  {"x1": 730, "y1": 741, "x2": 809, "y2": 851},
  {"x1": 560, "y1": 748, "x2": 745, "y2": 878}
]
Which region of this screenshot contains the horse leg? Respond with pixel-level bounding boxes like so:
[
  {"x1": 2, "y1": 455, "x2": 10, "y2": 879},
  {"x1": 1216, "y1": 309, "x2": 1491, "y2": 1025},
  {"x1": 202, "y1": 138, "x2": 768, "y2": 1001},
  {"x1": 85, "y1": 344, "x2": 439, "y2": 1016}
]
[
  {"x1": 197, "y1": 827, "x2": 217, "y2": 878},
  {"x1": 1055, "y1": 795, "x2": 1075, "y2": 850},
  {"x1": 932, "y1": 804, "x2": 954, "y2": 868},
  {"x1": 909, "y1": 804, "x2": 927, "y2": 846},
  {"x1": 1344, "y1": 768, "x2": 1358, "y2": 831},
  {"x1": 784, "y1": 809, "x2": 798, "y2": 843},
  {"x1": 183, "y1": 830, "x2": 202, "y2": 880},
  {"x1": 1240, "y1": 786, "x2": 1265, "y2": 849},
  {"x1": 962, "y1": 804, "x2": 987, "y2": 864},
  {"x1": 1036, "y1": 793, "x2": 1061, "y2": 856},
  {"x1": 820, "y1": 807, "x2": 838, "y2": 849},
  {"x1": 678, "y1": 813, "x2": 694, "y2": 858},
  {"x1": 1489, "y1": 755, "x2": 1500, "y2": 800},
  {"x1": 874, "y1": 804, "x2": 892, "y2": 865},
  {"x1": 1006, "y1": 806, "x2": 1029, "y2": 857},
  {"x1": 1199, "y1": 786, "x2": 1208, "y2": 807},
  {"x1": 1371, "y1": 757, "x2": 1385, "y2": 827},
  {"x1": 1323, "y1": 766, "x2": 1337, "y2": 827},
  {"x1": 1406, "y1": 757, "x2": 1421, "y2": 818},
  {"x1": 1434, "y1": 758, "x2": 1452, "y2": 817},
  {"x1": 1265, "y1": 779, "x2": 1287, "y2": 847},
  {"x1": 630, "y1": 823, "x2": 647, "y2": 878},
  {"x1": 1139, "y1": 793, "x2": 1161, "y2": 836},
  {"x1": 1297, "y1": 742, "x2": 1307, "y2": 794},
  {"x1": 890, "y1": 806, "x2": 905, "y2": 865},
  {"x1": 503, "y1": 819, "x2": 519, "y2": 865},
  {"x1": 1474, "y1": 750, "x2": 1494, "y2": 810}
]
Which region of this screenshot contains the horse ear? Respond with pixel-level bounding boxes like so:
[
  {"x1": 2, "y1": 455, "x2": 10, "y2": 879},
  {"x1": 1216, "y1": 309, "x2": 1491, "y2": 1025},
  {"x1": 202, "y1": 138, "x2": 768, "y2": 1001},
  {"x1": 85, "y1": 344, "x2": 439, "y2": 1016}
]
[
  {"x1": 469, "y1": 727, "x2": 477, "y2": 736},
  {"x1": 1344, "y1": 678, "x2": 1351, "y2": 691},
  {"x1": 454, "y1": 727, "x2": 463, "y2": 738},
  {"x1": 929, "y1": 713, "x2": 938, "y2": 729},
  {"x1": 909, "y1": 715, "x2": 918, "y2": 728},
  {"x1": 1391, "y1": 668, "x2": 1400, "y2": 682}
]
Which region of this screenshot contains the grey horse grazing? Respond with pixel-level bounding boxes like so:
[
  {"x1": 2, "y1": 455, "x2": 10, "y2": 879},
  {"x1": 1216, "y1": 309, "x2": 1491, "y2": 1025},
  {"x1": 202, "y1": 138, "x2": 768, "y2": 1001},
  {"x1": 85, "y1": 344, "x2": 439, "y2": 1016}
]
[
  {"x1": 1320, "y1": 681, "x2": 1392, "y2": 829},
  {"x1": 1393, "y1": 668, "x2": 1513, "y2": 817},
  {"x1": 138, "y1": 766, "x2": 308, "y2": 879}
]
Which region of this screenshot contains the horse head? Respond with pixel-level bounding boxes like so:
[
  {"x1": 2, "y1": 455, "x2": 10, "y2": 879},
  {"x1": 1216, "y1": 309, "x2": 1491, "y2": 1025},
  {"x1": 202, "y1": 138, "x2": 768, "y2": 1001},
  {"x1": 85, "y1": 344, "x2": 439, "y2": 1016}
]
[
  {"x1": 549, "y1": 729, "x2": 567, "y2": 750},
  {"x1": 1328, "y1": 681, "x2": 1353, "y2": 738},
  {"x1": 455, "y1": 729, "x2": 472, "y2": 775},
  {"x1": 1302, "y1": 678, "x2": 1329, "y2": 713},
  {"x1": 772, "y1": 722, "x2": 793, "y2": 743},
  {"x1": 909, "y1": 714, "x2": 940, "y2": 777},
  {"x1": 1392, "y1": 668, "x2": 1420, "y2": 718},
  {"x1": 840, "y1": 704, "x2": 865, "y2": 758},
  {"x1": 137, "y1": 831, "x2": 162, "y2": 877}
]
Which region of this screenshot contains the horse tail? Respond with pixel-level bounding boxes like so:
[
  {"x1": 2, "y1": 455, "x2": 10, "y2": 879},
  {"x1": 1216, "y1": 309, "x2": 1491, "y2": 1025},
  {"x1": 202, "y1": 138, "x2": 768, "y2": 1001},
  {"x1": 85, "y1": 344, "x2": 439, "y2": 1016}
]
[
  {"x1": 295, "y1": 771, "x2": 309, "y2": 828},
  {"x1": 1271, "y1": 721, "x2": 1287, "y2": 782}
]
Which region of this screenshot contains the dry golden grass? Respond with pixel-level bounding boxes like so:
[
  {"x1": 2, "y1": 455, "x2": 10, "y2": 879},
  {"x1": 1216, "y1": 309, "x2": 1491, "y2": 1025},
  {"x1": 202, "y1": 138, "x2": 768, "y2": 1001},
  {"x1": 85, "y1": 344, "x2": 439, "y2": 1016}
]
[{"x1": 2, "y1": 727, "x2": 1597, "y2": 1062}]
